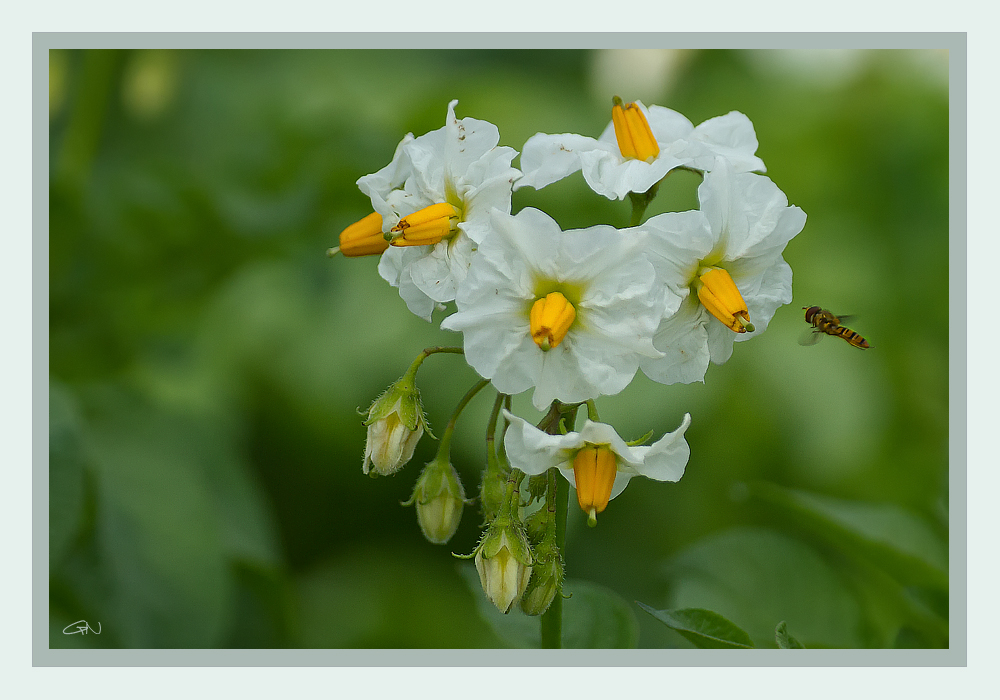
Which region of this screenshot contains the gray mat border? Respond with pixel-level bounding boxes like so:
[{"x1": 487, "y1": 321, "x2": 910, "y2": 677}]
[{"x1": 34, "y1": 31, "x2": 966, "y2": 667}]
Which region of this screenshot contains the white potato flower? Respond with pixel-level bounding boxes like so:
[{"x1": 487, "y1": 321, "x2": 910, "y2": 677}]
[
  {"x1": 352, "y1": 100, "x2": 521, "y2": 320},
  {"x1": 515, "y1": 98, "x2": 765, "y2": 201},
  {"x1": 503, "y1": 409, "x2": 692, "y2": 525},
  {"x1": 639, "y1": 157, "x2": 807, "y2": 385},
  {"x1": 441, "y1": 207, "x2": 670, "y2": 410}
]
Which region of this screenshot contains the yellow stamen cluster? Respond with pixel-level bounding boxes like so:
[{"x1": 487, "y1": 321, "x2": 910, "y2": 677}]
[
  {"x1": 388, "y1": 202, "x2": 460, "y2": 247},
  {"x1": 529, "y1": 292, "x2": 576, "y2": 351},
  {"x1": 696, "y1": 267, "x2": 755, "y2": 333},
  {"x1": 611, "y1": 96, "x2": 660, "y2": 163},
  {"x1": 572, "y1": 445, "x2": 618, "y2": 527},
  {"x1": 331, "y1": 212, "x2": 389, "y2": 257}
]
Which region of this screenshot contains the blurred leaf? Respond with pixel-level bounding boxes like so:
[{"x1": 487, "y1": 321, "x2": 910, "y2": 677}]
[
  {"x1": 49, "y1": 382, "x2": 89, "y2": 569},
  {"x1": 461, "y1": 566, "x2": 639, "y2": 648},
  {"x1": 750, "y1": 483, "x2": 948, "y2": 591},
  {"x1": 775, "y1": 621, "x2": 805, "y2": 649},
  {"x1": 664, "y1": 526, "x2": 863, "y2": 648},
  {"x1": 295, "y1": 550, "x2": 495, "y2": 648},
  {"x1": 637, "y1": 604, "x2": 755, "y2": 649},
  {"x1": 82, "y1": 387, "x2": 232, "y2": 647}
]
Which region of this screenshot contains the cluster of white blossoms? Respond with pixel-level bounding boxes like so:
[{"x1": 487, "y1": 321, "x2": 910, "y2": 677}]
[{"x1": 333, "y1": 97, "x2": 805, "y2": 616}]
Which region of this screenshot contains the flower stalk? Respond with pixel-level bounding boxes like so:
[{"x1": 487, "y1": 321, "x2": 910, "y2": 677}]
[{"x1": 538, "y1": 400, "x2": 579, "y2": 649}]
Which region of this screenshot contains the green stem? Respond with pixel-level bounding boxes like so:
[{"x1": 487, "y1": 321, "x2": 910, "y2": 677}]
[
  {"x1": 540, "y1": 466, "x2": 569, "y2": 649},
  {"x1": 627, "y1": 181, "x2": 659, "y2": 226},
  {"x1": 437, "y1": 378, "x2": 489, "y2": 457},
  {"x1": 485, "y1": 392, "x2": 505, "y2": 472},
  {"x1": 538, "y1": 401, "x2": 579, "y2": 649}
]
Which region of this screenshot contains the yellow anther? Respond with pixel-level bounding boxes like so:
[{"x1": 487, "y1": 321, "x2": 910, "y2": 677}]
[
  {"x1": 572, "y1": 445, "x2": 617, "y2": 525},
  {"x1": 529, "y1": 292, "x2": 576, "y2": 351},
  {"x1": 611, "y1": 96, "x2": 660, "y2": 163},
  {"x1": 696, "y1": 267, "x2": 755, "y2": 333},
  {"x1": 388, "y1": 202, "x2": 460, "y2": 247},
  {"x1": 332, "y1": 212, "x2": 389, "y2": 257}
]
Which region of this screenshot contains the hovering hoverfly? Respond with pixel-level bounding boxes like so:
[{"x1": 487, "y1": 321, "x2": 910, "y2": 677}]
[{"x1": 800, "y1": 306, "x2": 871, "y2": 349}]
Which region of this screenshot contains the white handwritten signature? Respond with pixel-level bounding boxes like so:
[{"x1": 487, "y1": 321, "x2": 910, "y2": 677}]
[{"x1": 63, "y1": 620, "x2": 101, "y2": 635}]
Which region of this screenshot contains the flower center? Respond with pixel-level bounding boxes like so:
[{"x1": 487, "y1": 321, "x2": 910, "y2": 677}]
[
  {"x1": 572, "y1": 445, "x2": 617, "y2": 527},
  {"x1": 331, "y1": 211, "x2": 389, "y2": 257},
  {"x1": 611, "y1": 96, "x2": 660, "y2": 163},
  {"x1": 695, "y1": 267, "x2": 755, "y2": 333},
  {"x1": 386, "y1": 202, "x2": 461, "y2": 247},
  {"x1": 529, "y1": 291, "x2": 576, "y2": 351}
]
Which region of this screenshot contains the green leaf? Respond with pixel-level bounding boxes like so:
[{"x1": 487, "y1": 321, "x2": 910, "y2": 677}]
[
  {"x1": 49, "y1": 382, "x2": 89, "y2": 570},
  {"x1": 750, "y1": 483, "x2": 948, "y2": 591},
  {"x1": 82, "y1": 388, "x2": 232, "y2": 648},
  {"x1": 461, "y1": 566, "x2": 639, "y2": 648},
  {"x1": 775, "y1": 621, "x2": 805, "y2": 649},
  {"x1": 663, "y1": 526, "x2": 863, "y2": 648},
  {"x1": 637, "y1": 604, "x2": 755, "y2": 649}
]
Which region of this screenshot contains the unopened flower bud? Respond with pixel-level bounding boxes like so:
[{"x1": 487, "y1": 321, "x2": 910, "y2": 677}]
[
  {"x1": 362, "y1": 375, "x2": 430, "y2": 477},
  {"x1": 406, "y1": 457, "x2": 467, "y2": 545},
  {"x1": 474, "y1": 518, "x2": 534, "y2": 614},
  {"x1": 520, "y1": 540, "x2": 563, "y2": 617}
]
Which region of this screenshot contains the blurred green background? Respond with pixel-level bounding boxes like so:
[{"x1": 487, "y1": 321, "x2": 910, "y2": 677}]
[{"x1": 48, "y1": 48, "x2": 950, "y2": 649}]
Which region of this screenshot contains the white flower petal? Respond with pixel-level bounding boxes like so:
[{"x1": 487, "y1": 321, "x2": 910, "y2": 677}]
[
  {"x1": 732, "y1": 258, "x2": 793, "y2": 346},
  {"x1": 357, "y1": 100, "x2": 518, "y2": 319},
  {"x1": 639, "y1": 296, "x2": 712, "y2": 385},
  {"x1": 682, "y1": 111, "x2": 766, "y2": 173},
  {"x1": 579, "y1": 148, "x2": 682, "y2": 200},
  {"x1": 627, "y1": 413, "x2": 692, "y2": 482},
  {"x1": 443, "y1": 100, "x2": 503, "y2": 179},
  {"x1": 378, "y1": 247, "x2": 437, "y2": 321},
  {"x1": 407, "y1": 233, "x2": 476, "y2": 303},
  {"x1": 515, "y1": 132, "x2": 603, "y2": 191},
  {"x1": 502, "y1": 410, "x2": 581, "y2": 475},
  {"x1": 641, "y1": 210, "x2": 714, "y2": 313},
  {"x1": 446, "y1": 208, "x2": 664, "y2": 407}
]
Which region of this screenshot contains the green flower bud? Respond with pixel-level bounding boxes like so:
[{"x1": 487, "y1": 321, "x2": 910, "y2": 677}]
[
  {"x1": 522, "y1": 508, "x2": 548, "y2": 543},
  {"x1": 362, "y1": 374, "x2": 430, "y2": 477},
  {"x1": 406, "y1": 457, "x2": 467, "y2": 545},
  {"x1": 479, "y1": 462, "x2": 508, "y2": 524},
  {"x1": 525, "y1": 473, "x2": 548, "y2": 504},
  {"x1": 520, "y1": 539, "x2": 563, "y2": 617},
  {"x1": 474, "y1": 517, "x2": 534, "y2": 614}
]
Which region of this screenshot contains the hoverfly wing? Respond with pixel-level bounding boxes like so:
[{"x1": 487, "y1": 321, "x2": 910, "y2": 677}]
[{"x1": 798, "y1": 329, "x2": 824, "y2": 346}]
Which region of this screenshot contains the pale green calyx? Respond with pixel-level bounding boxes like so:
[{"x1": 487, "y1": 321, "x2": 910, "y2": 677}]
[
  {"x1": 404, "y1": 456, "x2": 469, "y2": 545},
  {"x1": 520, "y1": 538, "x2": 563, "y2": 617},
  {"x1": 473, "y1": 510, "x2": 534, "y2": 614},
  {"x1": 362, "y1": 375, "x2": 431, "y2": 477}
]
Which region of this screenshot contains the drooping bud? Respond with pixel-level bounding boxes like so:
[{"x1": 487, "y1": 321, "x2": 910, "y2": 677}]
[
  {"x1": 520, "y1": 538, "x2": 563, "y2": 617},
  {"x1": 386, "y1": 202, "x2": 460, "y2": 247},
  {"x1": 330, "y1": 212, "x2": 389, "y2": 257},
  {"x1": 529, "y1": 291, "x2": 576, "y2": 351},
  {"x1": 696, "y1": 267, "x2": 755, "y2": 333},
  {"x1": 572, "y1": 445, "x2": 618, "y2": 527},
  {"x1": 474, "y1": 517, "x2": 534, "y2": 614},
  {"x1": 362, "y1": 374, "x2": 430, "y2": 477},
  {"x1": 405, "y1": 457, "x2": 467, "y2": 545},
  {"x1": 611, "y1": 96, "x2": 660, "y2": 163}
]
